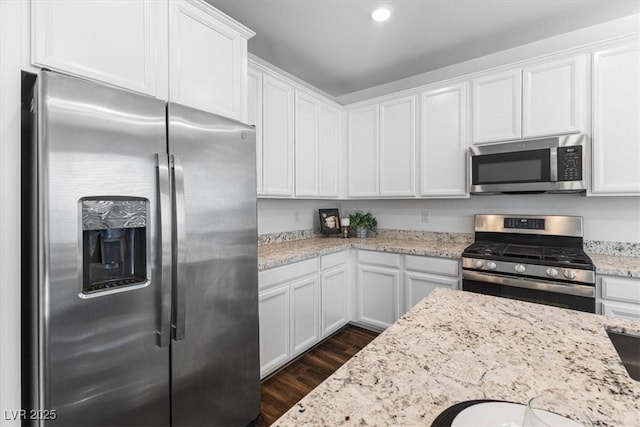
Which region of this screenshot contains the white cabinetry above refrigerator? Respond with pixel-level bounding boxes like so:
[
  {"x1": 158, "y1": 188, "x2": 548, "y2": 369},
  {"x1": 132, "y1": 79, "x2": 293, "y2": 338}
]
[{"x1": 30, "y1": 0, "x2": 253, "y2": 121}]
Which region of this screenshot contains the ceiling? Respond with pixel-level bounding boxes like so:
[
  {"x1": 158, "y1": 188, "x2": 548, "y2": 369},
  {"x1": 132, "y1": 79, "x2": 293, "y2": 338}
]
[{"x1": 207, "y1": 0, "x2": 640, "y2": 99}]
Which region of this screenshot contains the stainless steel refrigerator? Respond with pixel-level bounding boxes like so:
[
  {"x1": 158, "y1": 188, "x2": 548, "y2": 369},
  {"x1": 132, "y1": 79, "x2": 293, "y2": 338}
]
[{"x1": 22, "y1": 70, "x2": 260, "y2": 426}]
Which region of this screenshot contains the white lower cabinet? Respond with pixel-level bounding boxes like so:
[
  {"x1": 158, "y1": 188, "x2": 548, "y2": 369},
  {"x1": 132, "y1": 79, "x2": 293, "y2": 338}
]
[
  {"x1": 356, "y1": 251, "x2": 401, "y2": 330},
  {"x1": 598, "y1": 275, "x2": 640, "y2": 321},
  {"x1": 259, "y1": 249, "x2": 463, "y2": 375},
  {"x1": 403, "y1": 255, "x2": 460, "y2": 314},
  {"x1": 404, "y1": 272, "x2": 458, "y2": 313},
  {"x1": 258, "y1": 284, "x2": 289, "y2": 378},
  {"x1": 290, "y1": 275, "x2": 319, "y2": 356},
  {"x1": 258, "y1": 258, "x2": 318, "y2": 377},
  {"x1": 321, "y1": 251, "x2": 348, "y2": 337}
]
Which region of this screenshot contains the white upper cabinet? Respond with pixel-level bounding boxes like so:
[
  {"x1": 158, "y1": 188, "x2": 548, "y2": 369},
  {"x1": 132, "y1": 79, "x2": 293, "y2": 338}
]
[
  {"x1": 31, "y1": 0, "x2": 167, "y2": 98},
  {"x1": 472, "y1": 69, "x2": 522, "y2": 143},
  {"x1": 522, "y1": 55, "x2": 587, "y2": 137},
  {"x1": 169, "y1": 0, "x2": 253, "y2": 121},
  {"x1": 348, "y1": 104, "x2": 379, "y2": 197},
  {"x1": 262, "y1": 75, "x2": 295, "y2": 196},
  {"x1": 592, "y1": 41, "x2": 640, "y2": 195},
  {"x1": 472, "y1": 56, "x2": 587, "y2": 144},
  {"x1": 419, "y1": 82, "x2": 468, "y2": 197},
  {"x1": 247, "y1": 68, "x2": 263, "y2": 194},
  {"x1": 295, "y1": 91, "x2": 320, "y2": 197},
  {"x1": 379, "y1": 96, "x2": 417, "y2": 197},
  {"x1": 318, "y1": 104, "x2": 340, "y2": 197}
]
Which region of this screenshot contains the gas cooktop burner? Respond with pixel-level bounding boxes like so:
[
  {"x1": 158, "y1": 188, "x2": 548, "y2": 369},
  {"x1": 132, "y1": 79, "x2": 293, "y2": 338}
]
[{"x1": 463, "y1": 243, "x2": 594, "y2": 269}]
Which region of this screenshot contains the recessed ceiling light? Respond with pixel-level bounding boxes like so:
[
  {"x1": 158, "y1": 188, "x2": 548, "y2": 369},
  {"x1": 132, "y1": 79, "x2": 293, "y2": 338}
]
[{"x1": 371, "y1": 7, "x2": 391, "y2": 22}]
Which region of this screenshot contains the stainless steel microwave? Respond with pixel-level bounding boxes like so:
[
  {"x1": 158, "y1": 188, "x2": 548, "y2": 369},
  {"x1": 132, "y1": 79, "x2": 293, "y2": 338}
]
[{"x1": 469, "y1": 134, "x2": 587, "y2": 195}]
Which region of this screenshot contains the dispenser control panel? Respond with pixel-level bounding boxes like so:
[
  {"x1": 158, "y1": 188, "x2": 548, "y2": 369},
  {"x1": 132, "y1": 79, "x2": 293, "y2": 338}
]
[{"x1": 80, "y1": 198, "x2": 149, "y2": 295}]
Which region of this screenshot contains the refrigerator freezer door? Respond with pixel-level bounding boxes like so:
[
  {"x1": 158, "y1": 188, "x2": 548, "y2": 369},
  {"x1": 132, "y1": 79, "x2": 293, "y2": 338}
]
[
  {"x1": 168, "y1": 103, "x2": 260, "y2": 426},
  {"x1": 34, "y1": 72, "x2": 170, "y2": 426}
]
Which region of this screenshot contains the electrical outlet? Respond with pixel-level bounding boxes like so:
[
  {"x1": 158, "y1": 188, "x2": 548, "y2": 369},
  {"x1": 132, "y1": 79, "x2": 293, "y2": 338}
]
[
  {"x1": 294, "y1": 210, "x2": 301, "y2": 224},
  {"x1": 421, "y1": 210, "x2": 429, "y2": 223}
]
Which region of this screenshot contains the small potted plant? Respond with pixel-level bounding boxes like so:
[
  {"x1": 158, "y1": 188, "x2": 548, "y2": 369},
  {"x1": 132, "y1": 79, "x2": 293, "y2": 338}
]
[{"x1": 349, "y1": 211, "x2": 377, "y2": 238}]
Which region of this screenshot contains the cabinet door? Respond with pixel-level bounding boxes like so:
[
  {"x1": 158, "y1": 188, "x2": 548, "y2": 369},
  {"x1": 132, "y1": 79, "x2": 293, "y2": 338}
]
[
  {"x1": 472, "y1": 69, "x2": 522, "y2": 143},
  {"x1": 601, "y1": 300, "x2": 640, "y2": 322},
  {"x1": 290, "y1": 275, "x2": 319, "y2": 356},
  {"x1": 321, "y1": 265, "x2": 347, "y2": 337},
  {"x1": 295, "y1": 91, "x2": 319, "y2": 197},
  {"x1": 169, "y1": 0, "x2": 250, "y2": 120},
  {"x1": 592, "y1": 42, "x2": 640, "y2": 195},
  {"x1": 31, "y1": 0, "x2": 166, "y2": 97},
  {"x1": 318, "y1": 103, "x2": 340, "y2": 197},
  {"x1": 356, "y1": 264, "x2": 400, "y2": 330},
  {"x1": 419, "y1": 83, "x2": 468, "y2": 197},
  {"x1": 248, "y1": 68, "x2": 263, "y2": 194},
  {"x1": 262, "y1": 75, "x2": 295, "y2": 196},
  {"x1": 258, "y1": 285, "x2": 289, "y2": 377},
  {"x1": 380, "y1": 96, "x2": 417, "y2": 197},
  {"x1": 348, "y1": 105, "x2": 379, "y2": 197},
  {"x1": 404, "y1": 271, "x2": 458, "y2": 315},
  {"x1": 523, "y1": 55, "x2": 587, "y2": 137}
]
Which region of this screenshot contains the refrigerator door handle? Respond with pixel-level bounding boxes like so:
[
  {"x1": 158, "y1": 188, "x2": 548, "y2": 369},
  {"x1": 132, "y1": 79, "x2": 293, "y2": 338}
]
[
  {"x1": 171, "y1": 154, "x2": 187, "y2": 341},
  {"x1": 157, "y1": 153, "x2": 172, "y2": 348}
]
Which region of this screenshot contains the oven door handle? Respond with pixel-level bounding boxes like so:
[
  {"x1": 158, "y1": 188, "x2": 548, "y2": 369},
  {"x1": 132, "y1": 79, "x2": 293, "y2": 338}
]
[{"x1": 462, "y1": 270, "x2": 595, "y2": 298}]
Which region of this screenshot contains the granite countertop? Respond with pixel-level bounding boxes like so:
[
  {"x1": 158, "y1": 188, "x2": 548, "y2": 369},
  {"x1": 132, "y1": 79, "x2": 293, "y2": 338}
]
[
  {"x1": 588, "y1": 253, "x2": 640, "y2": 279},
  {"x1": 274, "y1": 288, "x2": 640, "y2": 426},
  {"x1": 258, "y1": 237, "x2": 640, "y2": 278},
  {"x1": 258, "y1": 237, "x2": 469, "y2": 270}
]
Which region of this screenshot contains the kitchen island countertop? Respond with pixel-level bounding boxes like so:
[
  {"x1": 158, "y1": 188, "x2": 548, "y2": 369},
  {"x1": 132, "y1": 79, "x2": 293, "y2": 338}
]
[{"x1": 273, "y1": 288, "x2": 640, "y2": 426}]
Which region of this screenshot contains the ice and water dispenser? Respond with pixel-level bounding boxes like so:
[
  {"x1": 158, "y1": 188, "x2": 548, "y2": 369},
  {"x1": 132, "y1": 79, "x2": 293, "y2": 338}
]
[{"x1": 81, "y1": 198, "x2": 149, "y2": 295}]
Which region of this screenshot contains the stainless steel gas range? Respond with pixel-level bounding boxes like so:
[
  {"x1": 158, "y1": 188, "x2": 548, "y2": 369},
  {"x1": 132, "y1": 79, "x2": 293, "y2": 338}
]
[{"x1": 461, "y1": 214, "x2": 596, "y2": 313}]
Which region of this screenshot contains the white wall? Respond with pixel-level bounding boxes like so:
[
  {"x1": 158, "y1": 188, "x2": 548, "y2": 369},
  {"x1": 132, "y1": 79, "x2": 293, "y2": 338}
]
[
  {"x1": 0, "y1": 1, "x2": 22, "y2": 424},
  {"x1": 258, "y1": 196, "x2": 640, "y2": 242},
  {"x1": 258, "y1": 199, "x2": 347, "y2": 234}
]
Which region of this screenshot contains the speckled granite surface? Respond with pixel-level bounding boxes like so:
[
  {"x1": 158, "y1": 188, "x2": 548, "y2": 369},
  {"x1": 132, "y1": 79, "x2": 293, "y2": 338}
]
[
  {"x1": 274, "y1": 288, "x2": 640, "y2": 427},
  {"x1": 258, "y1": 235, "x2": 640, "y2": 278},
  {"x1": 584, "y1": 240, "x2": 640, "y2": 258},
  {"x1": 588, "y1": 253, "x2": 640, "y2": 279},
  {"x1": 258, "y1": 237, "x2": 469, "y2": 270}
]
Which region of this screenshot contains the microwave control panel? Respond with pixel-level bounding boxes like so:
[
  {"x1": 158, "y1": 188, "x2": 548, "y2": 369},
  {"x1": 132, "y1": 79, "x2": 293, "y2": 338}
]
[{"x1": 557, "y1": 146, "x2": 582, "y2": 181}]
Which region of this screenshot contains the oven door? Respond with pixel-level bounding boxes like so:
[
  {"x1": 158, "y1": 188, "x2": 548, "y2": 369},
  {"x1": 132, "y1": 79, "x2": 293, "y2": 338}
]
[{"x1": 462, "y1": 270, "x2": 595, "y2": 313}]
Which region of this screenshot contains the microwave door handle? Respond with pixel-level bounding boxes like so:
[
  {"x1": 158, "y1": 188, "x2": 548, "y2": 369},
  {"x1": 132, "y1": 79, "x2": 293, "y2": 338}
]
[
  {"x1": 171, "y1": 154, "x2": 187, "y2": 342},
  {"x1": 550, "y1": 147, "x2": 558, "y2": 182},
  {"x1": 156, "y1": 153, "x2": 172, "y2": 348}
]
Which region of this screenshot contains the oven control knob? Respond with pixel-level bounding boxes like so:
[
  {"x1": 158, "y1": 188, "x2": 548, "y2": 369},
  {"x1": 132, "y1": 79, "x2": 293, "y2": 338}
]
[
  {"x1": 515, "y1": 264, "x2": 526, "y2": 273},
  {"x1": 546, "y1": 268, "x2": 559, "y2": 277},
  {"x1": 474, "y1": 260, "x2": 484, "y2": 269},
  {"x1": 487, "y1": 262, "x2": 497, "y2": 270},
  {"x1": 564, "y1": 270, "x2": 577, "y2": 280}
]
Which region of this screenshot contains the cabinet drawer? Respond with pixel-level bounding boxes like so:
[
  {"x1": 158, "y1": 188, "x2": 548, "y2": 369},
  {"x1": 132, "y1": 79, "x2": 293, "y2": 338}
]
[
  {"x1": 600, "y1": 276, "x2": 640, "y2": 304},
  {"x1": 259, "y1": 258, "x2": 318, "y2": 290},
  {"x1": 321, "y1": 250, "x2": 347, "y2": 271},
  {"x1": 358, "y1": 250, "x2": 400, "y2": 268},
  {"x1": 404, "y1": 255, "x2": 459, "y2": 277},
  {"x1": 601, "y1": 300, "x2": 640, "y2": 322}
]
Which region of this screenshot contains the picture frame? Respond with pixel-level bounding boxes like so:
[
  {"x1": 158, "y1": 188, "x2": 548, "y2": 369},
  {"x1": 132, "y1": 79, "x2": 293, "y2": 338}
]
[{"x1": 318, "y1": 208, "x2": 341, "y2": 235}]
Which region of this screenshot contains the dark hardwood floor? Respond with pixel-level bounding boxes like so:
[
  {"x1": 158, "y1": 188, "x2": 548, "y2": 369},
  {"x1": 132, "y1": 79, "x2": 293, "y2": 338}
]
[{"x1": 252, "y1": 324, "x2": 379, "y2": 426}]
